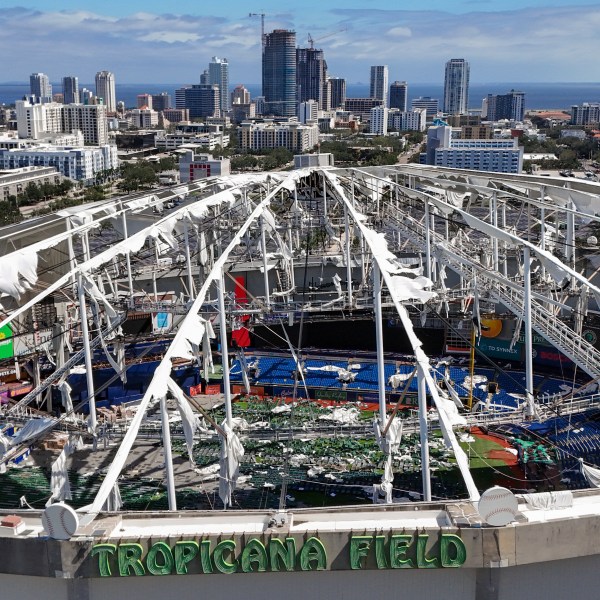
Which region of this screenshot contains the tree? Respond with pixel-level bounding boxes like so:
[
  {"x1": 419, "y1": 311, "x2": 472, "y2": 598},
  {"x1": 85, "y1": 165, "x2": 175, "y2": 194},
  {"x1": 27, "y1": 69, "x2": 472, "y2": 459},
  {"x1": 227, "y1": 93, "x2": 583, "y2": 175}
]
[
  {"x1": 262, "y1": 147, "x2": 293, "y2": 170},
  {"x1": 231, "y1": 155, "x2": 259, "y2": 171},
  {"x1": 83, "y1": 186, "x2": 105, "y2": 203},
  {"x1": 158, "y1": 156, "x2": 176, "y2": 171},
  {"x1": 0, "y1": 200, "x2": 22, "y2": 226}
]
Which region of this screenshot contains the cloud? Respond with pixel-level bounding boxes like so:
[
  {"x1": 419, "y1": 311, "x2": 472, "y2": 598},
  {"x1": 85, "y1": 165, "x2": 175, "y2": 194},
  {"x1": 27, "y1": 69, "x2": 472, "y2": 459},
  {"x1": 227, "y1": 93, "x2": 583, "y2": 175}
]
[
  {"x1": 0, "y1": 5, "x2": 598, "y2": 83},
  {"x1": 387, "y1": 26, "x2": 412, "y2": 37}
]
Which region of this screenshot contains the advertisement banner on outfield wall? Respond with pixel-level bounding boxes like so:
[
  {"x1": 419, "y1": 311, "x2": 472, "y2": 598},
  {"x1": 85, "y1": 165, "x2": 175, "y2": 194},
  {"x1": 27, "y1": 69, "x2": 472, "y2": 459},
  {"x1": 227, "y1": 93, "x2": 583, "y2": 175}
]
[{"x1": 0, "y1": 324, "x2": 13, "y2": 359}]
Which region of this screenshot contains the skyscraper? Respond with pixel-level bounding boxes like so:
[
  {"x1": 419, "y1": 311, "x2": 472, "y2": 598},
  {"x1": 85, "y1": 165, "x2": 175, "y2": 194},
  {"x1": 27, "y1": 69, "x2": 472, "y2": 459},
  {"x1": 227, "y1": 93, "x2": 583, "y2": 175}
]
[
  {"x1": 208, "y1": 57, "x2": 230, "y2": 114},
  {"x1": 179, "y1": 85, "x2": 220, "y2": 119},
  {"x1": 95, "y1": 71, "x2": 116, "y2": 113},
  {"x1": 151, "y1": 92, "x2": 172, "y2": 111},
  {"x1": 370, "y1": 66, "x2": 389, "y2": 107},
  {"x1": 390, "y1": 81, "x2": 408, "y2": 112},
  {"x1": 29, "y1": 73, "x2": 52, "y2": 103},
  {"x1": 329, "y1": 77, "x2": 347, "y2": 110},
  {"x1": 263, "y1": 29, "x2": 297, "y2": 117},
  {"x1": 485, "y1": 90, "x2": 525, "y2": 122},
  {"x1": 296, "y1": 47, "x2": 327, "y2": 109},
  {"x1": 443, "y1": 59, "x2": 470, "y2": 115},
  {"x1": 62, "y1": 76, "x2": 79, "y2": 104}
]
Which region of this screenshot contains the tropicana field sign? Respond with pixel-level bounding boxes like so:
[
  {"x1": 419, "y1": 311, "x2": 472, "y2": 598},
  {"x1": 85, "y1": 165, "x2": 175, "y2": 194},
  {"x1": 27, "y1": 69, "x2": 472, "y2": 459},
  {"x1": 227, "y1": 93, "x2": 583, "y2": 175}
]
[{"x1": 91, "y1": 531, "x2": 466, "y2": 576}]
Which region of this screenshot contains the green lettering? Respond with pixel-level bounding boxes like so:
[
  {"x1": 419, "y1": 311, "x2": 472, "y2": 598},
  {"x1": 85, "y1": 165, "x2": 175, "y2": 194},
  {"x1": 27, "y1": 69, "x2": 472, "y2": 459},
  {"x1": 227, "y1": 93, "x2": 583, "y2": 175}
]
[
  {"x1": 214, "y1": 540, "x2": 237, "y2": 574},
  {"x1": 349, "y1": 536, "x2": 371, "y2": 569},
  {"x1": 269, "y1": 538, "x2": 296, "y2": 572},
  {"x1": 174, "y1": 541, "x2": 199, "y2": 575},
  {"x1": 389, "y1": 535, "x2": 414, "y2": 568},
  {"x1": 200, "y1": 540, "x2": 213, "y2": 573},
  {"x1": 241, "y1": 538, "x2": 268, "y2": 572},
  {"x1": 416, "y1": 534, "x2": 439, "y2": 568},
  {"x1": 118, "y1": 543, "x2": 146, "y2": 576},
  {"x1": 375, "y1": 536, "x2": 388, "y2": 569},
  {"x1": 440, "y1": 534, "x2": 466, "y2": 568},
  {"x1": 300, "y1": 537, "x2": 327, "y2": 571},
  {"x1": 146, "y1": 541, "x2": 174, "y2": 575},
  {"x1": 91, "y1": 544, "x2": 117, "y2": 577}
]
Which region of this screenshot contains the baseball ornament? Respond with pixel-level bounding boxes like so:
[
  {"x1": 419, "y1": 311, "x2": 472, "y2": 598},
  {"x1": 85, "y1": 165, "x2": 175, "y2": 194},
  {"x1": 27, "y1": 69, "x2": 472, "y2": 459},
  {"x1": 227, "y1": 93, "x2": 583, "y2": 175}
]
[
  {"x1": 42, "y1": 502, "x2": 79, "y2": 540},
  {"x1": 477, "y1": 486, "x2": 518, "y2": 526}
]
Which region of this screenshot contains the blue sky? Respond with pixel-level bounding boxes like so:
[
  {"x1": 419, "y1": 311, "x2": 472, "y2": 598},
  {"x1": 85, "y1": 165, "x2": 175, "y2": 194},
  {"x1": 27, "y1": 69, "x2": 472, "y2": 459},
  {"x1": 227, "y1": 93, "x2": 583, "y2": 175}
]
[{"x1": 2, "y1": 2, "x2": 600, "y2": 84}]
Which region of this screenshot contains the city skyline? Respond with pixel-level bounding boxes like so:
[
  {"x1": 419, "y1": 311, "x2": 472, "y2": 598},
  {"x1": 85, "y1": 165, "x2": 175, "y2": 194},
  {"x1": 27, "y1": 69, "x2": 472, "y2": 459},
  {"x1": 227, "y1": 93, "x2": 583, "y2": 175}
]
[{"x1": 1, "y1": 2, "x2": 599, "y2": 85}]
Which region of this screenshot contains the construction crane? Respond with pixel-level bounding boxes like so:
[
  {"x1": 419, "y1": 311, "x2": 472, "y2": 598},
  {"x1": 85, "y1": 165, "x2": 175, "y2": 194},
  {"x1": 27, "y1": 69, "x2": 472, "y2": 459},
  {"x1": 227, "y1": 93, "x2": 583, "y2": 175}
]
[
  {"x1": 307, "y1": 28, "x2": 346, "y2": 49},
  {"x1": 248, "y1": 12, "x2": 266, "y2": 53}
]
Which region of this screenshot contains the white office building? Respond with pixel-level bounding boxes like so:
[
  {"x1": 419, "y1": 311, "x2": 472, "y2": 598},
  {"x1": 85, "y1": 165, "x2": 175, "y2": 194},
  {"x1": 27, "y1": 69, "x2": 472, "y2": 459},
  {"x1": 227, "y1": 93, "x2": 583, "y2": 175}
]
[
  {"x1": 179, "y1": 151, "x2": 230, "y2": 183},
  {"x1": 425, "y1": 125, "x2": 522, "y2": 173},
  {"x1": 130, "y1": 109, "x2": 159, "y2": 129}
]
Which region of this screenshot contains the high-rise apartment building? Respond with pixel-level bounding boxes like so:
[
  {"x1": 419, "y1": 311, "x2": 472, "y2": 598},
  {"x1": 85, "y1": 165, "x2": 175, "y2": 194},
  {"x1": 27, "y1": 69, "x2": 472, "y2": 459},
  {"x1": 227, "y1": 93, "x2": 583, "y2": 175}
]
[
  {"x1": 296, "y1": 47, "x2": 327, "y2": 109},
  {"x1": 329, "y1": 77, "x2": 347, "y2": 110},
  {"x1": 388, "y1": 108, "x2": 427, "y2": 132},
  {"x1": 239, "y1": 121, "x2": 318, "y2": 153},
  {"x1": 62, "y1": 76, "x2": 79, "y2": 105},
  {"x1": 571, "y1": 103, "x2": 600, "y2": 126},
  {"x1": 30, "y1": 73, "x2": 52, "y2": 103},
  {"x1": 370, "y1": 66, "x2": 389, "y2": 107},
  {"x1": 390, "y1": 81, "x2": 408, "y2": 112},
  {"x1": 443, "y1": 59, "x2": 470, "y2": 115},
  {"x1": 485, "y1": 90, "x2": 525, "y2": 122},
  {"x1": 370, "y1": 106, "x2": 388, "y2": 135},
  {"x1": 95, "y1": 71, "x2": 116, "y2": 113},
  {"x1": 263, "y1": 29, "x2": 297, "y2": 117},
  {"x1": 321, "y1": 79, "x2": 332, "y2": 112},
  {"x1": 16, "y1": 100, "x2": 108, "y2": 145},
  {"x1": 231, "y1": 85, "x2": 251, "y2": 105},
  {"x1": 208, "y1": 57, "x2": 230, "y2": 114}
]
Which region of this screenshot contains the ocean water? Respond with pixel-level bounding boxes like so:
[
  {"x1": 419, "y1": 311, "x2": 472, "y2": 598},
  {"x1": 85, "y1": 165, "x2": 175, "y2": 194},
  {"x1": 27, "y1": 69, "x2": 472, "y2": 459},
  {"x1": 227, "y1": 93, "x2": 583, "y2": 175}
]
[{"x1": 1, "y1": 82, "x2": 599, "y2": 111}]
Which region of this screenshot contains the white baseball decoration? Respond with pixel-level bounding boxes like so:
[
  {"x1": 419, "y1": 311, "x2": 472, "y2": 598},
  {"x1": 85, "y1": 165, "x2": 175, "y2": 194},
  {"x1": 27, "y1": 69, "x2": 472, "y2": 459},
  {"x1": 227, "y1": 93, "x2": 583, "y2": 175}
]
[
  {"x1": 477, "y1": 486, "x2": 518, "y2": 526},
  {"x1": 42, "y1": 502, "x2": 79, "y2": 540}
]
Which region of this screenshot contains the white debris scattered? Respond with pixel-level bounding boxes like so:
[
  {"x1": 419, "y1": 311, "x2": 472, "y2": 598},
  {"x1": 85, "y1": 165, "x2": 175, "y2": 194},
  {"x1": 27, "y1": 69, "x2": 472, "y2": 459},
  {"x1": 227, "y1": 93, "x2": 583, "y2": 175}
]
[
  {"x1": 289, "y1": 454, "x2": 309, "y2": 467},
  {"x1": 463, "y1": 374, "x2": 487, "y2": 388},
  {"x1": 319, "y1": 407, "x2": 360, "y2": 424},
  {"x1": 307, "y1": 466, "x2": 325, "y2": 477},
  {"x1": 231, "y1": 417, "x2": 249, "y2": 431},
  {"x1": 388, "y1": 372, "x2": 412, "y2": 389}
]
